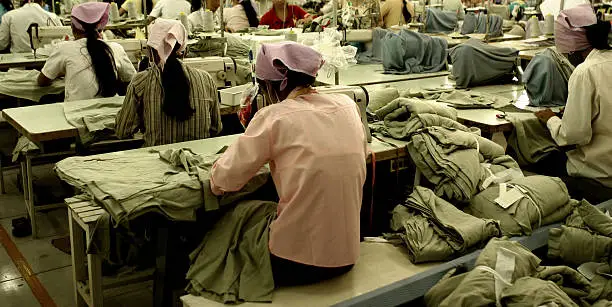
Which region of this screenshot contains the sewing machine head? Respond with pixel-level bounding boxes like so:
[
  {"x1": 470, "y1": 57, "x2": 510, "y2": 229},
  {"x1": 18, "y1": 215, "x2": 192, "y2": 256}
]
[
  {"x1": 183, "y1": 57, "x2": 237, "y2": 88},
  {"x1": 27, "y1": 25, "x2": 72, "y2": 52},
  {"x1": 315, "y1": 85, "x2": 372, "y2": 142}
]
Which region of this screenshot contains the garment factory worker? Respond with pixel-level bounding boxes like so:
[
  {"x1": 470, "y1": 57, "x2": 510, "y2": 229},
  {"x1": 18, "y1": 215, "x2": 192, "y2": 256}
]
[
  {"x1": 37, "y1": 3, "x2": 136, "y2": 101},
  {"x1": 534, "y1": 4, "x2": 612, "y2": 204},
  {"x1": 187, "y1": 0, "x2": 218, "y2": 32},
  {"x1": 0, "y1": 0, "x2": 61, "y2": 53},
  {"x1": 210, "y1": 42, "x2": 367, "y2": 286},
  {"x1": 119, "y1": 0, "x2": 156, "y2": 17},
  {"x1": 0, "y1": 0, "x2": 14, "y2": 24},
  {"x1": 148, "y1": 0, "x2": 191, "y2": 21},
  {"x1": 259, "y1": 0, "x2": 311, "y2": 29},
  {"x1": 380, "y1": 0, "x2": 415, "y2": 28},
  {"x1": 442, "y1": 0, "x2": 465, "y2": 20},
  {"x1": 115, "y1": 19, "x2": 222, "y2": 147},
  {"x1": 224, "y1": 0, "x2": 259, "y2": 32}
]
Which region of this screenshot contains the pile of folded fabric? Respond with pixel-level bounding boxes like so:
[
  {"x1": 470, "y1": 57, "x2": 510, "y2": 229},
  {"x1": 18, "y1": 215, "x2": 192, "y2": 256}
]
[
  {"x1": 425, "y1": 238, "x2": 612, "y2": 307},
  {"x1": 0, "y1": 69, "x2": 65, "y2": 102},
  {"x1": 63, "y1": 96, "x2": 125, "y2": 145},
  {"x1": 461, "y1": 13, "x2": 504, "y2": 37},
  {"x1": 424, "y1": 7, "x2": 458, "y2": 33},
  {"x1": 522, "y1": 48, "x2": 575, "y2": 107},
  {"x1": 449, "y1": 39, "x2": 519, "y2": 88},
  {"x1": 506, "y1": 114, "x2": 560, "y2": 166},
  {"x1": 466, "y1": 175, "x2": 577, "y2": 236},
  {"x1": 389, "y1": 187, "x2": 502, "y2": 263}
]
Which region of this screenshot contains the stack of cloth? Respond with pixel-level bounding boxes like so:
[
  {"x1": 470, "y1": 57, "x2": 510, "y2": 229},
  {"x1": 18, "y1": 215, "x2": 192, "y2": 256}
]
[
  {"x1": 424, "y1": 7, "x2": 458, "y2": 33},
  {"x1": 522, "y1": 48, "x2": 575, "y2": 107},
  {"x1": 63, "y1": 96, "x2": 125, "y2": 145},
  {"x1": 389, "y1": 187, "x2": 501, "y2": 263},
  {"x1": 357, "y1": 28, "x2": 448, "y2": 74},
  {"x1": 461, "y1": 13, "x2": 504, "y2": 37},
  {"x1": 381, "y1": 29, "x2": 448, "y2": 74},
  {"x1": 425, "y1": 238, "x2": 611, "y2": 307},
  {"x1": 465, "y1": 175, "x2": 577, "y2": 236},
  {"x1": 506, "y1": 114, "x2": 560, "y2": 166},
  {"x1": 0, "y1": 69, "x2": 65, "y2": 102},
  {"x1": 449, "y1": 39, "x2": 519, "y2": 88},
  {"x1": 189, "y1": 34, "x2": 249, "y2": 58}
]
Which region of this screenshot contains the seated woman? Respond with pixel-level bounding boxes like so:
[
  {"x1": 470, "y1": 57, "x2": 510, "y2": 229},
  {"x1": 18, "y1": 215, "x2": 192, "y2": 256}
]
[
  {"x1": 380, "y1": 0, "x2": 414, "y2": 28},
  {"x1": 223, "y1": 0, "x2": 259, "y2": 32},
  {"x1": 119, "y1": 0, "x2": 155, "y2": 17},
  {"x1": 534, "y1": 4, "x2": 612, "y2": 204},
  {"x1": 37, "y1": 2, "x2": 136, "y2": 102},
  {"x1": 115, "y1": 19, "x2": 222, "y2": 147},
  {"x1": 210, "y1": 42, "x2": 367, "y2": 286},
  {"x1": 259, "y1": 0, "x2": 310, "y2": 30}
]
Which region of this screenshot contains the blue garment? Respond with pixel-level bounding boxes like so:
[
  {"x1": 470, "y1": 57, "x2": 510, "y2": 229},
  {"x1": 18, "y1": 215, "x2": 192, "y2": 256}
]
[
  {"x1": 449, "y1": 39, "x2": 518, "y2": 88},
  {"x1": 382, "y1": 29, "x2": 448, "y2": 74},
  {"x1": 424, "y1": 8, "x2": 458, "y2": 33},
  {"x1": 522, "y1": 48, "x2": 574, "y2": 107}
]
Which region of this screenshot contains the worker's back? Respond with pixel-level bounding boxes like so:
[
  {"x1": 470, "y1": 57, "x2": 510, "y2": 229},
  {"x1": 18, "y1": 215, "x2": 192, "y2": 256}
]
[{"x1": 0, "y1": 3, "x2": 61, "y2": 53}]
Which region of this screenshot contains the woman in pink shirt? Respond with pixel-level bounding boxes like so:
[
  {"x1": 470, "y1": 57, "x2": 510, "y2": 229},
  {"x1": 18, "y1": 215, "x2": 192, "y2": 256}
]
[{"x1": 210, "y1": 42, "x2": 367, "y2": 286}]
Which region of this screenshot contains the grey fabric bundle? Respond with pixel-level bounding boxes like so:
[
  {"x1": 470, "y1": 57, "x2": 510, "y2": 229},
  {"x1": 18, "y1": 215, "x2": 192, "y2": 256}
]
[
  {"x1": 437, "y1": 90, "x2": 513, "y2": 109},
  {"x1": 189, "y1": 34, "x2": 249, "y2": 58},
  {"x1": 63, "y1": 96, "x2": 125, "y2": 145},
  {"x1": 186, "y1": 200, "x2": 277, "y2": 303},
  {"x1": 424, "y1": 7, "x2": 458, "y2": 33},
  {"x1": 367, "y1": 87, "x2": 400, "y2": 112},
  {"x1": 523, "y1": 48, "x2": 575, "y2": 107},
  {"x1": 390, "y1": 187, "x2": 501, "y2": 263},
  {"x1": 449, "y1": 38, "x2": 519, "y2": 88},
  {"x1": 356, "y1": 27, "x2": 387, "y2": 64},
  {"x1": 382, "y1": 29, "x2": 448, "y2": 74},
  {"x1": 507, "y1": 115, "x2": 560, "y2": 166},
  {"x1": 461, "y1": 13, "x2": 504, "y2": 37},
  {"x1": 466, "y1": 175, "x2": 576, "y2": 236}
]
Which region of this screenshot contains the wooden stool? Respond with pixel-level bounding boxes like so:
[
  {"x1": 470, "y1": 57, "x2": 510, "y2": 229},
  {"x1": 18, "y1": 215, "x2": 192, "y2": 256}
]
[{"x1": 67, "y1": 199, "x2": 153, "y2": 307}]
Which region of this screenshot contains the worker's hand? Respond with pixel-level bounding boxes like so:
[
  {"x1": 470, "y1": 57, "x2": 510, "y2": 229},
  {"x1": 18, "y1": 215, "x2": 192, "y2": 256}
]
[{"x1": 535, "y1": 109, "x2": 557, "y2": 124}]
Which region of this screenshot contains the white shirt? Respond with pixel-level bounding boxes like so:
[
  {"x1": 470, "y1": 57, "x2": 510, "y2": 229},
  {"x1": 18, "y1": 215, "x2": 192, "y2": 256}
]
[
  {"x1": 0, "y1": 3, "x2": 62, "y2": 53},
  {"x1": 121, "y1": 0, "x2": 158, "y2": 16},
  {"x1": 546, "y1": 49, "x2": 612, "y2": 187},
  {"x1": 41, "y1": 38, "x2": 136, "y2": 102},
  {"x1": 150, "y1": 0, "x2": 191, "y2": 19},
  {"x1": 223, "y1": 5, "x2": 250, "y2": 32}
]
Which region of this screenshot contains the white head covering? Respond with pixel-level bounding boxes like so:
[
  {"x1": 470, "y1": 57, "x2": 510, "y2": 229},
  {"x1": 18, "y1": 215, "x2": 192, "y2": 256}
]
[{"x1": 147, "y1": 19, "x2": 187, "y2": 69}]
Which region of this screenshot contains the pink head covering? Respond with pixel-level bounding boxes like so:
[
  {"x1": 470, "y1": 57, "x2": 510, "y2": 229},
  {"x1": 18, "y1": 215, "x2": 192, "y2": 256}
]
[
  {"x1": 147, "y1": 19, "x2": 187, "y2": 69},
  {"x1": 256, "y1": 42, "x2": 324, "y2": 90},
  {"x1": 555, "y1": 4, "x2": 597, "y2": 53},
  {"x1": 71, "y1": 2, "x2": 110, "y2": 32}
]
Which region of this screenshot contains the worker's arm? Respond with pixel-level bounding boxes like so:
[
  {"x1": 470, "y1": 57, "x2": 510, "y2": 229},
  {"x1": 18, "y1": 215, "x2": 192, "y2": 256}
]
[
  {"x1": 379, "y1": 1, "x2": 390, "y2": 27},
  {"x1": 542, "y1": 68, "x2": 596, "y2": 147},
  {"x1": 210, "y1": 110, "x2": 273, "y2": 195},
  {"x1": 115, "y1": 79, "x2": 142, "y2": 139},
  {"x1": 0, "y1": 15, "x2": 11, "y2": 52},
  {"x1": 37, "y1": 73, "x2": 53, "y2": 87},
  {"x1": 293, "y1": 5, "x2": 312, "y2": 25},
  {"x1": 38, "y1": 46, "x2": 66, "y2": 86}
]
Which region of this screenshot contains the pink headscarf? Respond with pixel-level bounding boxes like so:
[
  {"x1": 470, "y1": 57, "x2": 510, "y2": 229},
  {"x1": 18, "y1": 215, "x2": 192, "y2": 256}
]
[
  {"x1": 71, "y1": 2, "x2": 110, "y2": 33},
  {"x1": 147, "y1": 19, "x2": 187, "y2": 69},
  {"x1": 256, "y1": 42, "x2": 324, "y2": 90},
  {"x1": 555, "y1": 4, "x2": 597, "y2": 53}
]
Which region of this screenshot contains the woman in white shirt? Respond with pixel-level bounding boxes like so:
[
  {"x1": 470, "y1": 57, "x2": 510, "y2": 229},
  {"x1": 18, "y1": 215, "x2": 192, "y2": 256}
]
[
  {"x1": 119, "y1": 0, "x2": 156, "y2": 17},
  {"x1": 223, "y1": 0, "x2": 259, "y2": 32},
  {"x1": 534, "y1": 5, "x2": 612, "y2": 204},
  {"x1": 148, "y1": 0, "x2": 191, "y2": 20},
  {"x1": 37, "y1": 2, "x2": 136, "y2": 102}
]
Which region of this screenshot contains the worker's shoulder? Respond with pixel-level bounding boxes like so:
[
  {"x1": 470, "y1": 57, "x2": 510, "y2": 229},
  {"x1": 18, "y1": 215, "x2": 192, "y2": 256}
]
[{"x1": 574, "y1": 50, "x2": 612, "y2": 77}]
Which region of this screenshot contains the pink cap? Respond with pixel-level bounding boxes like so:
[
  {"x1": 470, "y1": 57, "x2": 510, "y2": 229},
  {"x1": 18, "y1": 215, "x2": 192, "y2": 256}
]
[
  {"x1": 71, "y1": 2, "x2": 110, "y2": 32},
  {"x1": 555, "y1": 4, "x2": 597, "y2": 53},
  {"x1": 147, "y1": 19, "x2": 187, "y2": 69},
  {"x1": 256, "y1": 42, "x2": 324, "y2": 90}
]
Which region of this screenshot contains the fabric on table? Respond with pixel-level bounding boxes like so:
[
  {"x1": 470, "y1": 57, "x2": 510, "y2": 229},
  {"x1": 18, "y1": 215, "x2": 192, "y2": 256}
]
[
  {"x1": 367, "y1": 87, "x2": 399, "y2": 112},
  {"x1": 507, "y1": 114, "x2": 560, "y2": 166},
  {"x1": 0, "y1": 69, "x2": 65, "y2": 102},
  {"x1": 356, "y1": 27, "x2": 387, "y2": 64},
  {"x1": 523, "y1": 48, "x2": 575, "y2": 107},
  {"x1": 461, "y1": 13, "x2": 504, "y2": 37},
  {"x1": 390, "y1": 187, "x2": 501, "y2": 263},
  {"x1": 535, "y1": 265, "x2": 592, "y2": 302},
  {"x1": 401, "y1": 87, "x2": 455, "y2": 100},
  {"x1": 437, "y1": 90, "x2": 513, "y2": 109},
  {"x1": 565, "y1": 200, "x2": 612, "y2": 237},
  {"x1": 186, "y1": 200, "x2": 277, "y2": 303},
  {"x1": 508, "y1": 25, "x2": 526, "y2": 38},
  {"x1": 11, "y1": 136, "x2": 38, "y2": 162},
  {"x1": 500, "y1": 277, "x2": 579, "y2": 307},
  {"x1": 424, "y1": 238, "x2": 541, "y2": 307},
  {"x1": 466, "y1": 175, "x2": 575, "y2": 236},
  {"x1": 424, "y1": 8, "x2": 458, "y2": 33},
  {"x1": 381, "y1": 29, "x2": 448, "y2": 74},
  {"x1": 449, "y1": 38, "x2": 519, "y2": 88},
  {"x1": 374, "y1": 97, "x2": 457, "y2": 121},
  {"x1": 548, "y1": 226, "x2": 612, "y2": 267},
  {"x1": 63, "y1": 96, "x2": 125, "y2": 145},
  {"x1": 189, "y1": 34, "x2": 250, "y2": 58}
]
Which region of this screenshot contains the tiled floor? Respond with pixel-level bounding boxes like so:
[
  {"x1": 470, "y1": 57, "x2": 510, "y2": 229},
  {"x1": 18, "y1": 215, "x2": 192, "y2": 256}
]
[{"x1": 0, "y1": 166, "x2": 153, "y2": 307}]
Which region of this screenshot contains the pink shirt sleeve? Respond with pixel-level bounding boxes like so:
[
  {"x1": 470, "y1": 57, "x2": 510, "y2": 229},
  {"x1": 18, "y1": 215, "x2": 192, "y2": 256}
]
[{"x1": 210, "y1": 112, "x2": 272, "y2": 195}]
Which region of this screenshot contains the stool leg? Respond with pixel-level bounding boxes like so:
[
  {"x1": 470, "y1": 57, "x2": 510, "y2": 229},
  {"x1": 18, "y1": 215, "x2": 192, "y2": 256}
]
[
  {"x1": 85, "y1": 227, "x2": 103, "y2": 306},
  {"x1": 0, "y1": 154, "x2": 5, "y2": 194},
  {"x1": 69, "y1": 212, "x2": 87, "y2": 307},
  {"x1": 25, "y1": 155, "x2": 37, "y2": 238}
]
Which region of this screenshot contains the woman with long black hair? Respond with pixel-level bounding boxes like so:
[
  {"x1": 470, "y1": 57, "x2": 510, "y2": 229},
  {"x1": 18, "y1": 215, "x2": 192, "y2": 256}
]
[
  {"x1": 115, "y1": 19, "x2": 222, "y2": 147},
  {"x1": 380, "y1": 0, "x2": 414, "y2": 28},
  {"x1": 224, "y1": 0, "x2": 259, "y2": 32},
  {"x1": 37, "y1": 2, "x2": 136, "y2": 101}
]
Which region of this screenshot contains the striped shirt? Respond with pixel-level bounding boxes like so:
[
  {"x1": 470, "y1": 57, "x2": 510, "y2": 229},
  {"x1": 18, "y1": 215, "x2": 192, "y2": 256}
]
[{"x1": 115, "y1": 63, "x2": 223, "y2": 146}]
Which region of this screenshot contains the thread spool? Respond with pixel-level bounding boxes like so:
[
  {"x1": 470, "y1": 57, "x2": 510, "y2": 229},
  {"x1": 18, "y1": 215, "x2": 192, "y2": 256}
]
[
  {"x1": 179, "y1": 12, "x2": 190, "y2": 33},
  {"x1": 127, "y1": 1, "x2": 137, "y2": 19},
  {"x1": 544, "y1": 14, "x2": 554, "y2": 35},
  {"x1": 109, "y1": 2, "x2": 120, "y2": 22},
  {"x1": 285, "y1": 30, "x2": 297, "y2": 41},
  {"x1": 528, "y1": 16, "x2": 541, "y2": 38},
  {"x1": 203, "y1": 10, "x2": 214, "y2": 32}
]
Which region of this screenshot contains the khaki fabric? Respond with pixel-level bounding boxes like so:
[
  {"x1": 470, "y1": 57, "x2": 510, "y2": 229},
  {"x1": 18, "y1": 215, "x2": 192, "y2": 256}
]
[
  {"x1": 548, "y1": 226, "x2": 612, "y2": 267},
  {"x1": 500, "y1": 277, "x2": 579, "y2": 307}
]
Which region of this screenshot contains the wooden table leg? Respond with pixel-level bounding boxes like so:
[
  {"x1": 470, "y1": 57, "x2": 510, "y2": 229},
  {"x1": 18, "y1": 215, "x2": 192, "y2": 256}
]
[
  {"x1": 86, "y1": 227, "x2": 103, "y2": 306},
  {"x1": 0, "y1": 154, "x2": 5, "y2": 194},
  {"x1": 154, "y1": 226, "x2": 169, "y2": 307},
  {"x1": 69, "y1": 212, "x2": 87, "y2": 307},
  {"x1": 25, "y1": 155, "x2": 37, "y2": 238}
]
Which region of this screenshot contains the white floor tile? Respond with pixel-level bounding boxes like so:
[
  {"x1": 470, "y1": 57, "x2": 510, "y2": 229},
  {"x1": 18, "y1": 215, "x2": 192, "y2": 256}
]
[
  {"x1": 0, "y1": 247, "x2": 20, "y2": 283},
  {"x1": 0, "y1": 277, "x2": 39, "y2": 307},
  {"x1": 37, "y1": 266, "x2": 75, "y2": 307},
  {"x1": 14, "y1": 238, "x2": 71, "y2": 274},
  {"x1": 0, "y1": 208, "x2": 70, "y2": 245}
]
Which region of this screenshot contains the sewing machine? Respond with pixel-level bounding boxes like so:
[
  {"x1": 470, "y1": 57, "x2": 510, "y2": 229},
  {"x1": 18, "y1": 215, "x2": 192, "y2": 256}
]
[
  {"x1": 27, "y1": 25, "x2": 72, "y2": 56},
  {"x1": 183, "y1": 57, "x2": 237, "y2": 88},
  {"x1": 107, "y1": 39, "x2": 147, "y2": 64}
]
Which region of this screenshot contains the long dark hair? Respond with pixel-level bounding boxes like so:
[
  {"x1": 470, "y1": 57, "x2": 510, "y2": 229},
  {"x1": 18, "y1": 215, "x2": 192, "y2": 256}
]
[
  {"x1": 585, "y1": 20, "x2": 611, "y2": 50},
  {"x1": 402, "y1": 0, "x2": 411, "y2": 24},
  {"x1": 81, "y1": 24, "x2": 118, "y2": 97},
  {"x1": 240, "y1": 0, "x2": 259, "y2": 28},
  {"x1": 1, "y1": 0, "x2": 14, "y2": 11},
  {"x1": 144, "y1": 0, "x2": 153, "y2": 14},
  {"x1": 192, "y1": 0, "x2": 202, "y2": 11},
  {"x1": 161, "y1": 45, "x2": 193, "y2": 121}
]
